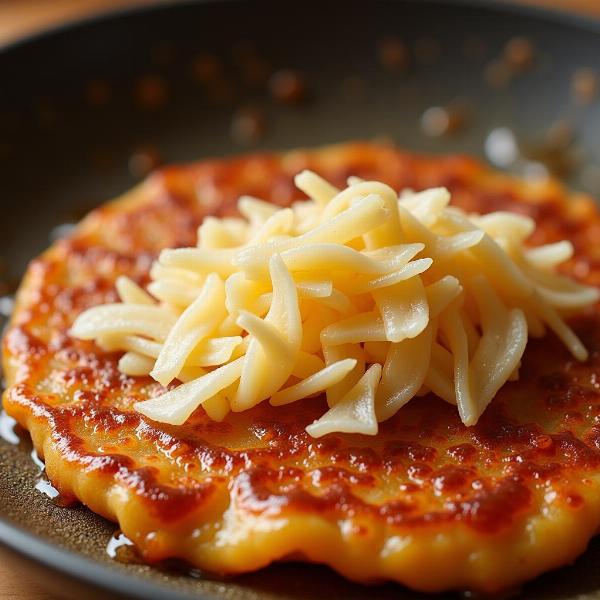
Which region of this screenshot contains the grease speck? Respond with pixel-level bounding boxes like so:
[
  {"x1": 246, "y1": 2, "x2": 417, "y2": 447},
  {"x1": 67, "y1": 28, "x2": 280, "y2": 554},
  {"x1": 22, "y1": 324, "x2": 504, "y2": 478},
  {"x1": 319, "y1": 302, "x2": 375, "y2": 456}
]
[
  {"x1": 35, "y1": 478, "x2": 60, "y2": 500},
  {"x1": 107, "y1": 531, "x2": 140, "y2": 563},
  {"x1": 0, "y1": 411, "x2": 19, "y2": 445}
]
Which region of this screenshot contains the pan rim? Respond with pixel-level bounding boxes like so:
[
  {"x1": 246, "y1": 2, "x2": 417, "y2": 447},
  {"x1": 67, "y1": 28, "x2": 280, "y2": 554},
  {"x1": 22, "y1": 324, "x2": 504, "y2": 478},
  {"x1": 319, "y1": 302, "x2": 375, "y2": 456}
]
[
  {"x1": 1, "y1": 0, "x2": 600, "y2": 599},
  {"x1": 0, "y1": 516, "x2": 199, "y2": 600},
  {"x1": 0, "y1": 0, "x2": 599, "y2": 55}
]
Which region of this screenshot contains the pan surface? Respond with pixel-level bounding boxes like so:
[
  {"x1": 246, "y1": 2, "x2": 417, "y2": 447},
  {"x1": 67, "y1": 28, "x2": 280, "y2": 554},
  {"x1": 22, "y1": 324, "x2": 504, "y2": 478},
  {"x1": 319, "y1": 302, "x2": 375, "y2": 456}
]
[{"x1": 1, "y1": 1, "x2": 600, "y2": 598}]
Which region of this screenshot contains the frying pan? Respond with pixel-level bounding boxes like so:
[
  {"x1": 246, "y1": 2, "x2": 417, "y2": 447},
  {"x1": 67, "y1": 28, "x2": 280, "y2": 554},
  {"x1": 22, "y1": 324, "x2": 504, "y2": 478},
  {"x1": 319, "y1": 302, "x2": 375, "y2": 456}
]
[{"x1": 1, "y1": 1, "x2": 600, "y2": 598}]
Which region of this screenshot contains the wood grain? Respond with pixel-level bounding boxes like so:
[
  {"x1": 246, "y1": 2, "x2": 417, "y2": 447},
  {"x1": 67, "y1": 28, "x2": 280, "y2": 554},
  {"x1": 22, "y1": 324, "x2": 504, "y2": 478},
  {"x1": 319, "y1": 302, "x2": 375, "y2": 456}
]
[
  {"x1": 0, "y1": 0, "x2": 161, "y2": 47},
  {"x1": 0, "y1": 0, "x2": 598, "y2": 599},
  {"x1": 0, "y1": 561, "x2": 63, "y2": 600}
]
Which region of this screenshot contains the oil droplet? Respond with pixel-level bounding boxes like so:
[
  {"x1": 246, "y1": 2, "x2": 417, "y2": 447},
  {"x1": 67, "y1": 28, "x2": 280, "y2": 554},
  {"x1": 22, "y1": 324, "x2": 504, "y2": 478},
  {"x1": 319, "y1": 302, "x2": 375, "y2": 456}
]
[
  {"x1": 35, "y1": 478, "x2": 60, "y2": 500},
  {"x1": 188, "y1": 568, "x2": 203, "y2": 579},
  {"x1": 160, "y1": 558, "x2": 204, "y2": 579},
  {"x1": 0, "y1": 411, "x2": 19, "y2": 445},
  {"x1": 107, "y1": 531, "x2": 140, "y2": 564},
  {"x1": 34, "y1": 473, "x2": 71, "y2": 506},
  {"x1": 30, "y1": 448, "x2": 45, "y2": 470}
]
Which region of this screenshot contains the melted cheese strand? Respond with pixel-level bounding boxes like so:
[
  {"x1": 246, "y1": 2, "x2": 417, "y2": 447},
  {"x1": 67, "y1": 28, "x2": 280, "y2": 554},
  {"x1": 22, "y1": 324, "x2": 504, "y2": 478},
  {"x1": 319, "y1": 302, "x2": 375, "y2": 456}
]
[{"x1": 71, "y1": 171, "x2": 599, "y2": 436}]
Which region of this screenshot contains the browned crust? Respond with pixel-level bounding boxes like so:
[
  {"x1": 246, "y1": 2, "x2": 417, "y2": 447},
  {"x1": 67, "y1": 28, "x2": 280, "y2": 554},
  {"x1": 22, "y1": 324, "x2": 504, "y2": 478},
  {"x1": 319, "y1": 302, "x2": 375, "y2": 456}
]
[{"x1": 3, "y1": 142, "x2": 600, "y2": 592}]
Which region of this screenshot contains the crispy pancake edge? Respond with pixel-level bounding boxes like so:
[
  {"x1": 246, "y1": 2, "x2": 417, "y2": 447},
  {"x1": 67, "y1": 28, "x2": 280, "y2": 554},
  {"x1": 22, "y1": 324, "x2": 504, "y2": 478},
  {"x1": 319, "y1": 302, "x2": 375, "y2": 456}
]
[{"x1": 3, "y1": 142, "x2": 600, "y2": 593}]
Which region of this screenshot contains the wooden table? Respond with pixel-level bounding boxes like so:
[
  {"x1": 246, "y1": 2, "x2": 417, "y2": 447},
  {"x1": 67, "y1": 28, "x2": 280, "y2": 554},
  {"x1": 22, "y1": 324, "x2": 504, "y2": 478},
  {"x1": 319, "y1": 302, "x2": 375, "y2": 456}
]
[{"x1": 0, "y1": 0, "x2": 598, "y2": 598}]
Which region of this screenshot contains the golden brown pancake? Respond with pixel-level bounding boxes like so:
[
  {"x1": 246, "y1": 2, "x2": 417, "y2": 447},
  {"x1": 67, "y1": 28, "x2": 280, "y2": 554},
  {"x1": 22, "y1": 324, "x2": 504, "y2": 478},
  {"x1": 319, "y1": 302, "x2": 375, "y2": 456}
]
[{"x1": 3, "y1": 142, "x2": 600, "y2": 593}]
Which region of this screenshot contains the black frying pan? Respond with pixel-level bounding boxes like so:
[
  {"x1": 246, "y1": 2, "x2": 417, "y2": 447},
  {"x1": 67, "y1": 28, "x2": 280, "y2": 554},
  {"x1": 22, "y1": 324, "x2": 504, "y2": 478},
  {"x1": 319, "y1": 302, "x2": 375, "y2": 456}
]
[{"x1": 1, "y1": 1, "x2": 600, "y2": 598}]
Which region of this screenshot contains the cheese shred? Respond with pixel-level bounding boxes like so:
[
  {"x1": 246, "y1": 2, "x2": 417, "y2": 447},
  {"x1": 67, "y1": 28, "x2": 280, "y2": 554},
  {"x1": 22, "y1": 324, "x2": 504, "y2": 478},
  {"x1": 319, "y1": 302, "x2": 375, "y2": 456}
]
[{"x1": 70, "y1": 171, "x2": 599, "y2": 436}]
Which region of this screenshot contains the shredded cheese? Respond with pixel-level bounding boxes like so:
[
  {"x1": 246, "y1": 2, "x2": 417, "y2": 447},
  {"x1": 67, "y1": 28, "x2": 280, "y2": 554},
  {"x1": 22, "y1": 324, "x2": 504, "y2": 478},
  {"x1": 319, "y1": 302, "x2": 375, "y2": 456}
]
[{"x1": 70, "y1": 171, "x2": 599, "y2": 436}]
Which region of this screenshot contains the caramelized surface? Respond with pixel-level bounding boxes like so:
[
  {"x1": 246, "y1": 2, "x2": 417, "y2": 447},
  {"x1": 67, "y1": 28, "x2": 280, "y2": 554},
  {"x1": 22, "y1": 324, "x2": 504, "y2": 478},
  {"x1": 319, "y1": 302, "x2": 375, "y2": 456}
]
[{"x1": 3, "y1": 143, "x2": 600, "y2": 593}]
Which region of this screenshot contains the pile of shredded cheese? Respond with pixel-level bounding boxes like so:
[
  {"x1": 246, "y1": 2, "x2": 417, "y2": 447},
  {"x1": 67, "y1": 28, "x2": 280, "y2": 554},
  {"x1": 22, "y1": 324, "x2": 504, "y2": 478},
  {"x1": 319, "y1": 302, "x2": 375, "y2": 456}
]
[{"x1": 70, "y1": 171, "x2": 599, "y2": 437}]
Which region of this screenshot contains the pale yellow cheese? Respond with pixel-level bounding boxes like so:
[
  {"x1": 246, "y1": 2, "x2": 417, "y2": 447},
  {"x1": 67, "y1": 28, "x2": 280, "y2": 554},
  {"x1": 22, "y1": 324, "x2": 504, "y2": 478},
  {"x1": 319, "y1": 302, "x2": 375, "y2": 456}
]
[{"x1": 70, "y1": 170, "x2": 599, "y2": 436}]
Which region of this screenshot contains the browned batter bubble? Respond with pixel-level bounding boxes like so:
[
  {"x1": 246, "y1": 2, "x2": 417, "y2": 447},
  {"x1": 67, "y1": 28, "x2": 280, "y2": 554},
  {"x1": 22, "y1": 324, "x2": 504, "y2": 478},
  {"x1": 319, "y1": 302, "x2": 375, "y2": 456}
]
[
  {"x1": 4, "y1": 143, "x2": 600, "y2": 592},
  {"x1": 268, "y1": 69, "x2": 307, "y2": 104},
  {"x1": 447, "y1": 443, "x2": 477, "y2": 463}
]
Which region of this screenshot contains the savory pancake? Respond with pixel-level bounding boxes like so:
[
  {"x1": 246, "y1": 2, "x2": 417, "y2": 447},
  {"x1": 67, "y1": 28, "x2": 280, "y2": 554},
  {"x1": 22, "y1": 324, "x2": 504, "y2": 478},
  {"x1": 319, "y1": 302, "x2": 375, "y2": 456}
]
[{"x1": 3, "y1": 142, "x2": 600, "y2": 593}]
